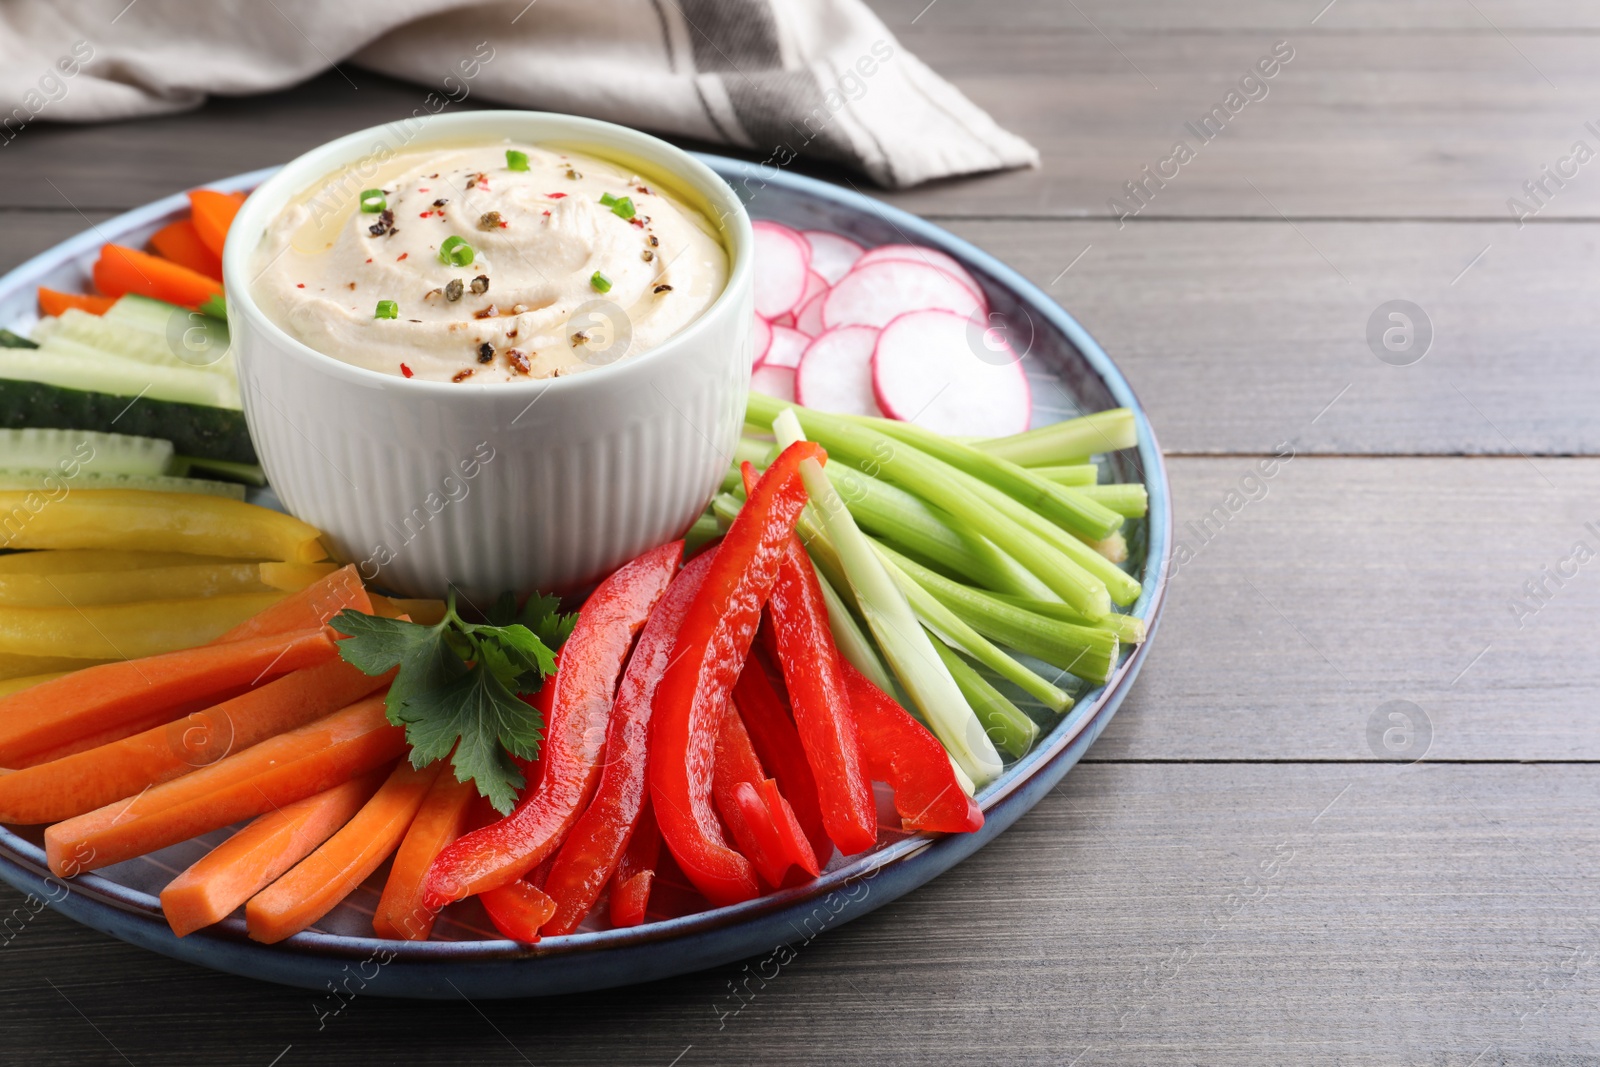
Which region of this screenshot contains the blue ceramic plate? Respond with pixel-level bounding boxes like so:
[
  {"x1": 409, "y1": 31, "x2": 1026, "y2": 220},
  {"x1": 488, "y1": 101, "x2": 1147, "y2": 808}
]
[{"x1": 0, "y1": 155, "x2": 1170, "y2": 998}]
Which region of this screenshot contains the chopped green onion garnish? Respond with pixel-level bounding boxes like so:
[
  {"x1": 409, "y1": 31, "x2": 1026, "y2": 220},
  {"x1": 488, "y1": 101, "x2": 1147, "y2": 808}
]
[
  {"x1": 374, "y1": 300, "x2": 398, "y2": 319},
  {"x1": 506, "y1": 150, "x2": 530, "y2": 171},
  {"x1": 438, "y1": 235, "x2": 475, "y2": 267},
  {"x1": 590, "y1": 271, "x2": 612, "y2": 293},
  {"x1": 600, "y1": 193, "x2": 636, "y2": 220},
  {"x1": 359, "y1": 189, "x2": 386, "y2": 213}
]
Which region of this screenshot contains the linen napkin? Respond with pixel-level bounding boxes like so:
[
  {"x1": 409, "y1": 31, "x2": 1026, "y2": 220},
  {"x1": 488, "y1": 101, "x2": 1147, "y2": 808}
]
[{"x1": 0, "y1": 0, "x2": 1038, "y2": 189}]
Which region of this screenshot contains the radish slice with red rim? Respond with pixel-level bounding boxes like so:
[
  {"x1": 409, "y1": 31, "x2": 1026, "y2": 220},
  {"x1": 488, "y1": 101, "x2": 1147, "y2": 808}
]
[
  {"x1": 802, "y1": 231, "x2": 864, "y2": 285},
  {"x1": 823, "y1": 261, "x2": 982, "y2": 330},
  {"x1": 794, "y1": 290, "x2": 828, "y2": 337},
  {"x1": 751, "y1": 314, "x2": 773, "y2": 367},
  {"x1": 752, "y1": 221, "x2": 812, "y2": 319},
  {"x1": 796, "y1": 326, "x2": 882, "y2": 417},
  {"x1": 751, "y1": 363, "x2": 797, "y2": 403},
  {"x1": 857, "y1": 244, "x2": 984, "y2": 306},
  {"x1": 762, "y1": 324, "x2": 810, "y2": 369},
  {"x1": 797, "y1": 270, "x2": 828, "y2": 311},
  {"x1": 872, "y1": 309, "x2": 1030, "y2": 437}
]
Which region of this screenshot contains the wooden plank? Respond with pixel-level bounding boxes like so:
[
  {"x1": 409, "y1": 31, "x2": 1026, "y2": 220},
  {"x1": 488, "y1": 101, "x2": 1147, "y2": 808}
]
[
  {"x1": 3, "y1": 29, "x2": 1598, "y2": 222},
  {"x1": 871, "y1": 0, "x2": 1600, "y2": 31},
  {"x1": 2, "y1": 762, "x2": 1593, "y2": 1063},
  {"x1": 1101, "y1": 456, "x2": 1600, "y2": 761},
  {"x1": 941, "y1": 218, "x2": 1600, "y2": 456}
]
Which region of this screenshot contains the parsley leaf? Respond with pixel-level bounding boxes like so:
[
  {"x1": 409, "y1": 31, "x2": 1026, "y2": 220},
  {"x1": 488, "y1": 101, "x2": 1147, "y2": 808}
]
[{"x1": 330, "y1": 589, "x2": 567, "y2": 814}]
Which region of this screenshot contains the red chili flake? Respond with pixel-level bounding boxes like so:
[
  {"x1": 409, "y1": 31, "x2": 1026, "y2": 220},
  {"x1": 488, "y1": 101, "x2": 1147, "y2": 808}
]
[
  {"x1": 365, "y1": 257, "x2": 373, "y2": 263},
  {"x1": 397, "y1": 252, "x2": 409, "y2": 261},
  {"x1": 400, "y1": 363, "x2": 415, "y2": 378},
  {"x1": 296, "y1": 283, "x2": 306, "y2": 288},
  {"x1": 547, "y1": 192, "x2": 567, "y2": 199},
  {"x1": 419, "y1": 188, "x2": 430, "y2": 193},
  {"x1": 419, "y1": 211, "x2": 433, "y2": 218},
  {"x1": 629, "y1": 217, "x2": 645, "y2": 228},
  {"x1": 541, "y1": 211, "x2": 550, "y2": 218}
]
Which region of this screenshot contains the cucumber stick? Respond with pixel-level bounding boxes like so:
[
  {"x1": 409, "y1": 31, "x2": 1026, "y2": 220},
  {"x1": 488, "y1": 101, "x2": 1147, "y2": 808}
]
[
  {"x1": 0, "y1": 378, "x2": 256, "y2": 465},
  {"x1": 0, "y1": 340, "x2": 239, "y2": 409},
  {"x1": 35, "y1": 307, "x2": 233, "y2": 378},
  {"x1": 0, "y1": 468, "x2": 244, "y2": 500},
  {"x1": 0, "y1": 428, "x2": 173, "y2": 476}
]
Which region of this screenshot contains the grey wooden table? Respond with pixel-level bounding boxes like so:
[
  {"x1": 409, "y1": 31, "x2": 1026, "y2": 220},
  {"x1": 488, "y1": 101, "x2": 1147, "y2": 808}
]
[{"x1": 3, "y1": 2, "x2": 1597, "y2": 1064}]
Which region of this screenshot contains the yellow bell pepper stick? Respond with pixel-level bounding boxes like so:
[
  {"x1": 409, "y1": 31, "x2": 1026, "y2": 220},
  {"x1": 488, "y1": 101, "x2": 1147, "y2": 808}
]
[
  {"x1": 0, "y1": 491, "x2": 326, "y2": 562},
  {"x1": 0, "y1": 562, "x2": 271, "y2": 608},
  {"x1": 0, "y1": 550, "x2": 216, "y2": 575},
  {"x1": 0, "y1": 593, "x2": 287, "y2": 659},
  {"x1": 257, "y1": 561, "x2": 339, "y2": 592},
  {"x1": 0, "y1": 652, "x2": 114, "y2": 680}
]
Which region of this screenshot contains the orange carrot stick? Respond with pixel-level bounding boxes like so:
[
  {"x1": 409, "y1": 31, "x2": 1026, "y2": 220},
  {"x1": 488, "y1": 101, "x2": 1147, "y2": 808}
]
[
  {"x1": 188, "y1": 190, "x2": 245, "y2": 259},
  {"x1": 37, "y1": 287, "x2": 116, "y2": 317},
  {"x1": 14, "y1": 687, "x2": 251, "y2": 769},
  {"x1": 93, "y1": 244, "x2": 222, "y2": 310},
  {"x1": 0, "y1": 627, "x2": 336, "y2": 769},
  {"x1": 160, "y1": 770, "x2": 385, "y2": 937},
  {"x1": 0, "y1": 657, "x2": 392, "y2": 823},
  {"x1": 372, "y1": 771, "x2": 478, "y2": 941},
  {"x1": 245, "y1": 759, "x2": 443, "y2": 944},
  {"x1": 148, "y1": 219, "x2": 223, "y2": 281},
  {"x1": 213, "y1": 564, "x2": 367, "y2": 645},
  {"x1": 44, "y1": 694, "x2": 405, "y2": 877}
]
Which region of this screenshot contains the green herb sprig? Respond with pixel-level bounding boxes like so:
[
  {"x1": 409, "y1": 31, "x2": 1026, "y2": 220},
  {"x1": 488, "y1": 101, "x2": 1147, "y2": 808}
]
[{"x1": 331, "y1": 590, "x2": 576, "y2": 813}]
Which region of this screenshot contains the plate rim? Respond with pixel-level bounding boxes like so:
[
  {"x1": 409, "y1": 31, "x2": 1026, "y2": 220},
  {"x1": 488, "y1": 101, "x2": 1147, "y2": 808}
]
[{"x1": 0, "y1": 153, "x2": 1171, "y2": 989}]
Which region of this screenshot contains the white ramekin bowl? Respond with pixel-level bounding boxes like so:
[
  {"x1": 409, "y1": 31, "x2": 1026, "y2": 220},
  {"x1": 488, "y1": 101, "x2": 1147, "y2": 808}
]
[{"x1": 223, "y1": 112, "x2": 752, "y2": 600}]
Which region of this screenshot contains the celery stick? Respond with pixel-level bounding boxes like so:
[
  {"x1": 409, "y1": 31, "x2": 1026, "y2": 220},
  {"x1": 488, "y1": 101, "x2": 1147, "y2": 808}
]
[
  {"x1": 735, "y1": 436, "x2": 776, "y2": 467},
  {"x1": 879, "y1": 543, "x2": 1120, "y2": 684},
  {"x1": 1074, "y1": 483, "x2": 1148, "y2": 518},
  {"x1": 993, "y1": 593, "x2": 1147, "y2": 645},
  {"x1": 746, "y1": 393, "x2": 1111, "y2": 620},
  {"x1": 684, "y1": 512, "x2": 722, "y2": 554},
  {"x1": 866, "y1": 417, "x2": 1123, "y2": 540},
  {"x1": 720, "y1": 466, "x2": 745, "y2": 494},
  {"x1": 977, "y1": 408, "x2": 1139, "y2": 467},
  {"x1": 944, "y1": 465, "x2": 1142, "y2": 608},
  {"x1": 773, "y1": 409, "x2": 1003, "y2": 785},
  {"x1": 873, "y1": 547, "x2": 1074, "y2": 711},
  {"x1": 812, "y1": 564, "x2": 898, "y2": 697},
  {"x1": 1031, "y1": 464, "x2": 1099, "y2": 487},
  {"x1": 931, "y1": 640, "x2": 1040, "y2": 757}
]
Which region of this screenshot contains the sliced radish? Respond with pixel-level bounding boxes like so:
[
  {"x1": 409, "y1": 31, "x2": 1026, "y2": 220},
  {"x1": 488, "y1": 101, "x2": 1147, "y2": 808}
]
[
  {"x1": 762, "y1": 324, "x2": 810, "y2": 370},
  {"x1": 773, "y1": 312, "x2": 796, "y2": 328},
  {"x1": 823, "y1": 261, "x2": 982, "y2": 331},
  {"x1": 796, "y1": 326, "x2": 882, "y2": 417},
  {"x1": 751, "y1": 363, "x2": 796, "y2": 403},
  {"x1": 872, "y1": 309, "x2": 1030, "y2": 437},
  {"x1": 752, "y1": 221, "x2": 812, "y2": 319},
  {"x1": 751, "y1": 314, "x2": 772, "y2": 367},
  {"x1": 802, "y1": 230, "x2": 864, "y2": 284},
  {"x1": 794, "y1": 290, "x2": 828, "y2": 337},
  {"x1": 797, "y1": 270, "x2": 828, "y2": 309},
  {"x1": 856, "y1": 244, "x2": 985, "y2": 305}
]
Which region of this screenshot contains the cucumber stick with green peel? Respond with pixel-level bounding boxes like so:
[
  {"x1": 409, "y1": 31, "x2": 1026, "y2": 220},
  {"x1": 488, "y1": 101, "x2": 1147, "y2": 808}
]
[
  {"x1": 0, "y1": 378, "x2": 256, "y2": 464},
  {"x1": 0, "y1": 427, "x2": 173, "y2": 476}
]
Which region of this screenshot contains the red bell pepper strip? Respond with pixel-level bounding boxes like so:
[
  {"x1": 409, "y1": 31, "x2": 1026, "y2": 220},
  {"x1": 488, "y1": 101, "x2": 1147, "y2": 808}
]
[
  {"x1": 540, "y1": 549, "x2": 715, "y2": 935},
  {"x1": 842, "y1": 662, "x2": 984, "y2": 834},
  {"x1": 763, "y1": 533, "x2": 878, "y2": 855},
  {"x1": 649, "y1": 441, "x2": 825, "y2": 907},
  {"x1": 423, "y1": 541, "x2": 683, "y2": 907},
  {"x1": 608, "y1": 804, "x2": 661, "y2": 928},
  {"x1": 711, "y1": 700, "x2": 818, "y2": 888},
  {"x1": 733, "y1": 651, "x2": 834, "y2": 864},
  {"x1": 733, "y1": 778, "x2": 819, "y2": 885},
  {"x1": 480, "y1": 878, "x2": 558, "y2": 942}
]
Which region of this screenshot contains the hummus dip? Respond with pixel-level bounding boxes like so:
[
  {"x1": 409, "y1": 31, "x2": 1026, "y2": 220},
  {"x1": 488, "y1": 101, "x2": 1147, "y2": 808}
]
[{"x1": 253, "y1": 144, "x2": 728, "y2": 383}]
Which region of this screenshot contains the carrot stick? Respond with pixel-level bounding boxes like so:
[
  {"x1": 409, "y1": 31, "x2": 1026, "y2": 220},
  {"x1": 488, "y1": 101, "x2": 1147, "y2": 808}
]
[
  {"x1": 0, "y1": 670, "x2": 70, "y2": 699},
  {"x1": 38, "y1": 287, "x2": 116, "y2": 317},
  {"x1": 0, "y1": 656, "x2": 393, "y2": 823},
  {"x1": 188, "y1": 190, "x2": 245, "y2": 259},
  {"x1": 0, "y1": 627, "x2": 336, "y2": 769},
  {"x1": 160, "y1": 770, "x2": 385, "y2": 937},
  {"x1": 148, "y1": 219, "x2": 223, "y2": 281},
  {"x1": 44, "y1": 694, "x2": 406, "y2": 877},
  {"x1": 93, "y1": 244, "x2": 222, "y2": 310},
  {"x1": 373, "y1": 771, "x2": 477, "y2": 941},
  {"x1": 214, "y1": 564, "x2": 369, "y2": 644},
  {"x1": 15, "y1": 691, "x2": 248, "y2": 768},
  {"x1": 245, "y1": 759, "x2": 443, "y2": 944}
]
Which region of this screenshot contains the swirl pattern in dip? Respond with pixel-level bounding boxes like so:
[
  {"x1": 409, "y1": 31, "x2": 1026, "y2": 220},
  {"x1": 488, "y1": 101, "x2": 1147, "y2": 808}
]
[{"x1": 252, "y1": 145, "x2": 728, "y2": 383}]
